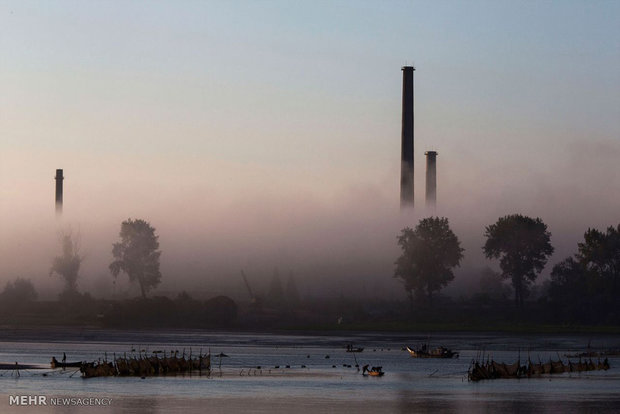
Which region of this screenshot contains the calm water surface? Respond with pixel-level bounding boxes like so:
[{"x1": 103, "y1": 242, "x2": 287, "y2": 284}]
[{"x1": 1, "y1": 329, "x2": 619, "y2": 413}]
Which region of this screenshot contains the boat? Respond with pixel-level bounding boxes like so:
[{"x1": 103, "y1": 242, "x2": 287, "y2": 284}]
[
  {"x1": 362, "y1": 365, "x2": 384, "y2": 377},
  {"x1": 51, "y1": 357, "x2": 82, "y2": 369},
  {"x1": 345, "y1": 344, "x2": 364, "y2": 353},
  {"x1": 406, "y1": 345, "x2": 458, "y2": 359}
]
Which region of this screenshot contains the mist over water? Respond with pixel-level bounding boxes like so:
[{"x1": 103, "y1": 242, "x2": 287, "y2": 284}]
[
  {"x1": 1, "y1": 136, "x2": 618, "y2": 301},
  {"x1": 1, "y1": 1, "x2": 618, "y2": 303}
]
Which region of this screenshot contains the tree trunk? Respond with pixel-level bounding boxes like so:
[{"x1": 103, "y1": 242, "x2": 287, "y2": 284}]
[
  {"x1": 513, "y1": 277, "x2": 523, "y2": 311},
  {"x1": 514, "y1": 287, "x2": 519, "y2": 309}
]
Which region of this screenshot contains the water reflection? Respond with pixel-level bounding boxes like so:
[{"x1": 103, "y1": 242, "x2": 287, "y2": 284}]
[{"x1": 0, "y1": 331, "x2": 619, "y2": 413}]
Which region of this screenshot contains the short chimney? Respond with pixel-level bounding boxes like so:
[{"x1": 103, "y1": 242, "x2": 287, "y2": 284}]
[
  {"x1": 55, "y1": 169, "x2": 63, "y2": 215},
  {"x1": 425, "y1": 151, "x2": 437, "y2": 208}
]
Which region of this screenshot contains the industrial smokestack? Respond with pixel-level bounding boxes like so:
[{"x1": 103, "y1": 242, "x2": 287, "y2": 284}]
[
  {"x1": 425, "y1": 151, "x2": 437, "y2": 208},
  {"x1": 400, "y1": 66, "x2": 415, "y2": 209},
  {"x1": 55, "y1": 169, "x2": 63, "y2": 215}
]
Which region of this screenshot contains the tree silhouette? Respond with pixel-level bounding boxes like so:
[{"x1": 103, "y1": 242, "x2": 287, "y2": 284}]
[
  {"x1": 110, "y1": 219, "x2": 162, "y2": 299},
  {"x1": 483, "y1": 214, "x2": 553, "y2": 310},
  {"x1": 549, "y1": 223, "x2": 620, "y2": 323},
  {"x1": 49, "y1": 232, "x2": 83, "y2": 294},
  {"x1": 577, "y1": 224, "x2": 620, "y2": 300},
  {"x1": 394, "y1": 217, "x2": 464, "y2": 308},
  {"x1": 0, "y1": 277, "x2": 37, "y2": 311},
  {"x1": 548, "y1": 257, "x2": 592, "y2": 322}
]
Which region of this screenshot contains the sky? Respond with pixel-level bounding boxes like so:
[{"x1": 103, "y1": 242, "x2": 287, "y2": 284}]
[{"x1": 1, "y1": 0, "x2": 619, "y2": 299}]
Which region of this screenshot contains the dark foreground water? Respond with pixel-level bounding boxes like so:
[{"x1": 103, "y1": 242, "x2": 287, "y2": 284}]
[{"x1": 1, "y1": 329, "x2": 619, "y2": 413}]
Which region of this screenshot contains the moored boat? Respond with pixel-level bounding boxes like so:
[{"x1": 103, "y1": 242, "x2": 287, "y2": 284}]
[
  {"x1": 406, "y1": 345, "x2": 458, "y2": 359},
  {"x1": 345, "y1": 344, "x2": 364, "y2": 353},
  {"x1": 51, "y1": 357, "x2": 82, "y2": 369},
  {"x1": 362, "y1": 365, "x2": 384, "y2": 377}
]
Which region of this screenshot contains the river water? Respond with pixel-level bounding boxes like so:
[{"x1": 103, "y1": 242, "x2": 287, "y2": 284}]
[{"x1": 1, "y1": 329, "x2": 619, "y2": 413}]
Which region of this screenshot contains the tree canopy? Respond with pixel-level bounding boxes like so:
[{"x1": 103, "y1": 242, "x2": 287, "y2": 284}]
[
  {"x1": 394, "y1": 217, "x2": 464, "y2": 307},
  {"x1": 109, "y1": 219, "x2": 162, "y2": 299},
  {"x1": 0, "y1": 277, "x2": 37, "y2": 311},
  {"x1": 577, "y1": 224, "x2": 620, "y2": 299},
  {"x1": 483, "y1": 214, "x2": 553, "y2": 309},
  {"x1": 549, "y1": 224, "x2": 620, "y2": 323}
]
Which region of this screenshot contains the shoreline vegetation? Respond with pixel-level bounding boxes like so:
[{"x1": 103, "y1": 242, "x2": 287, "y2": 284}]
[
  {"x1": 3, "y1": 220, "x2": 617, "y2": 336},
  {"x1": 1, "y1": 288, "x2": 619, "y2": 335}
]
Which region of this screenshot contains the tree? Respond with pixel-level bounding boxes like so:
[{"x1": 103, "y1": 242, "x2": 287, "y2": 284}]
[
  {"x1": 577, "y1": 224, "x2": 620, "y2": 300},
  {"x1": 109, "y1": 219, "x2": 162, "y2": 299},
  {"x1": 549, "y1": 224, "x2": 620, "y2": 323},
  {"x1": 394, "y1": 217, "x2": 464, "y2": 308},
  {"x1": 483, "y1": 214, "x2": 554, "y2": 310},
  {"x1": 548, "y1": 257, "x2": 592, "y2": 322},
  {"x1": 49, "y1": 232, "x2": 83, "y2": 294},
  {"x1": 0, "y1": 277, "x2": 37, "y2": 312}
]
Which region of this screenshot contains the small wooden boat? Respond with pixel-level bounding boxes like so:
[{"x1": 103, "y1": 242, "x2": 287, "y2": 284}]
[
  {"x1": 51, "y1": 357, "x2": 82, "y2": 369},
  {"x1": 406, "y1": 345, "x2": 458, "y2": 359},
  {"x1": 345, "y1": 344, "x2": 364, "y2": 353},
  {"x1": 362, "y1": 365, "x2": 384, "y2": 377}
]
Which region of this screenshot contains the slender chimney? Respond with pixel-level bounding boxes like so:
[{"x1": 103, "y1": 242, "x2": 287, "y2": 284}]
[
  {"x1": 425, "y1": 151, "x2": 437, "y2": 208},
  {"x1": 400, "y1": 66, "x2": 415, "y2": 208},
  {"x1": 55, "y1": 169, "x2": 63, "y2": 215}
]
